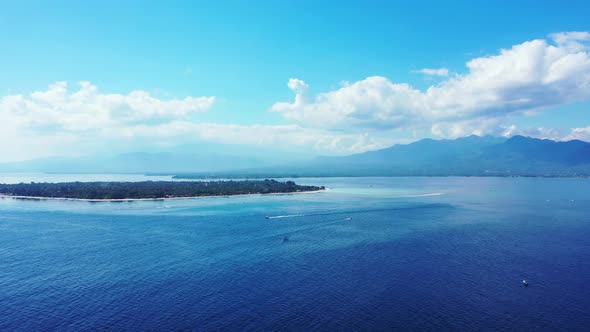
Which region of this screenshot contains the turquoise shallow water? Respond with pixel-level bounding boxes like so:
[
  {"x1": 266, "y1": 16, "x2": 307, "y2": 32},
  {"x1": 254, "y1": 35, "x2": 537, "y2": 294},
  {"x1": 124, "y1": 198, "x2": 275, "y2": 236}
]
[{"x1": 1, "y1": 177, "x2": 589, "y2": 331}]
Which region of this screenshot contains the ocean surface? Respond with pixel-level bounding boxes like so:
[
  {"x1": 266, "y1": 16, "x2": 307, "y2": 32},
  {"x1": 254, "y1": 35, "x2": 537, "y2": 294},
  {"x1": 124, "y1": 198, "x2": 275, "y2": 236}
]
[{"x1": 1, "y1": 176, "x2": 589, "y2": 331}]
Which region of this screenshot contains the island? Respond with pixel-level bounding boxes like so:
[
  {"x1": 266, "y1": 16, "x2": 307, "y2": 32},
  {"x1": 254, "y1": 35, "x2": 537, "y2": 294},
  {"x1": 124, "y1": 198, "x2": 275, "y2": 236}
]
[{"x1": 0, "y1": 180, "x2": 325, "y2": 201}]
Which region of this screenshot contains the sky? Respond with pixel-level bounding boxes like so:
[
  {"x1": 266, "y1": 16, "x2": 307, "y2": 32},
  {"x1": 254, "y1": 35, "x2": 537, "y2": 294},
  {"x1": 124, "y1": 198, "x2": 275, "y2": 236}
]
[{"x1": 1, "y1": 0, "x2": 590, "y2": 162}]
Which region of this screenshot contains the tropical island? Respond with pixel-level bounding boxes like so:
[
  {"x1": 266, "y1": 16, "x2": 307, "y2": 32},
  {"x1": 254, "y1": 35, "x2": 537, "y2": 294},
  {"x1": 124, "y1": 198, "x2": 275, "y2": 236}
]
[{"x1": 0, "y1": 180, "x2": 325, "y2": 201}]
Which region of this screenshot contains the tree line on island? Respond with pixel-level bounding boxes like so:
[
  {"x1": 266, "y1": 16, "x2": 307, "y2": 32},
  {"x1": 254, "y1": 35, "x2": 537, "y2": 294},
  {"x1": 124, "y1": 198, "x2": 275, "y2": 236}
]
[{"x1": 0, "y1": 180, "x2": 325, "y2": 200}]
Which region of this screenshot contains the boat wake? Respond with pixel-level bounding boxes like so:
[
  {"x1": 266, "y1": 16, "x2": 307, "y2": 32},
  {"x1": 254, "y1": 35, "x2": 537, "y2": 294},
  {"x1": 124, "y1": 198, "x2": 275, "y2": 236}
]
[
  {"x1": 265, "y1": 200, "x2": 448, "y2": 220},
  {"x1": 400, "y1": 192, "x2": 444, "y2": 198},
  {"x1": 266, "y1": 214, "x2": 305, "y2": 219}
]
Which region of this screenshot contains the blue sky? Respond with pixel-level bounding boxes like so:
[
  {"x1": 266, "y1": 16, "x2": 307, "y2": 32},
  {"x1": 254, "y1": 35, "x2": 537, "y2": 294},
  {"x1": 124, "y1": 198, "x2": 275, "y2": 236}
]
[{"x1": 1, "y1": 0, "x2": 589, "y2": 161}]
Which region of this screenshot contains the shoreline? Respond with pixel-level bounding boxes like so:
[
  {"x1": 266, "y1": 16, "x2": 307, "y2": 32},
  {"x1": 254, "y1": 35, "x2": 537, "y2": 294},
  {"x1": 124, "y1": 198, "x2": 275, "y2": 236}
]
[{"x1": 0, "y1": 189, "x2": 326, "y2": 203}]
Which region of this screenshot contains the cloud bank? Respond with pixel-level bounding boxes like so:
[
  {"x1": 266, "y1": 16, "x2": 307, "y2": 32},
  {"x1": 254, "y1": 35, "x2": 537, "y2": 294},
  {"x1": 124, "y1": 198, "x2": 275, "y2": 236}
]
[
  {"x1": 1, "y1": 81, "x2": 214, "y2": 131},
  {"x1": 0, "y1": 82, "x2": 395, "y2": 160},
  {"x1": 1, "y1": 32, "x2": 590, "y2": 161},
  {"x1": 272, "y1": 32, "x2": 590, "y2": 135}
]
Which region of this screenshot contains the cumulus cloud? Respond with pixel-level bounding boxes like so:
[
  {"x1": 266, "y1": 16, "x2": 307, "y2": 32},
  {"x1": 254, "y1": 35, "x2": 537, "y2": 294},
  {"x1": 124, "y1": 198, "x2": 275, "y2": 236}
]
[
  {"x1": 0, "y1": 81, "x2": 396, "y2": 161},
  {"x1": 550, "y1": 31, "x2": 590, "y2": 52},
  {"x1": 271, "y1": 32, "x2": 590, "y2": 132},
  {"x1": 413, "y1": 68, "x2": 449, "y2": 76},
  {"x1": 0, "y1": 82, "x2": 217, "y2": 160},
  {"x1": 0, "y1": 81, "x2": 215, "y2": 131},
  {"x1": 3, "y1": 31, "x2": 590, "y2": 162},
  {"x1": 272, "y1": 76, "x2": 426, "y2": 130}
]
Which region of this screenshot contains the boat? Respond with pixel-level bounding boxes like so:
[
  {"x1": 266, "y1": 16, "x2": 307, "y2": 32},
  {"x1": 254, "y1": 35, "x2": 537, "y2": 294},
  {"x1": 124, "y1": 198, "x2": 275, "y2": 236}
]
[{"x1": 522, "y1": 280, "x2": 529, "y2": 287}]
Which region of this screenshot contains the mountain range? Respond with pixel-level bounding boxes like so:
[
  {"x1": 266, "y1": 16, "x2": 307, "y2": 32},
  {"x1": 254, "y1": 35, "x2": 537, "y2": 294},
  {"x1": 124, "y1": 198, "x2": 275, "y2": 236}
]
[
  {"x1": 174, "y1": 135, "x2": 590, "y2": 178},
  {"x1": 0, "y1": 151, "x2": 305, "y2": 174},
  {"x1": 294, "y1": 135, "x2": 590, "y2": 177},
  {"x1": 1, "y1": 135, "x2": 589, "y2": 177}
]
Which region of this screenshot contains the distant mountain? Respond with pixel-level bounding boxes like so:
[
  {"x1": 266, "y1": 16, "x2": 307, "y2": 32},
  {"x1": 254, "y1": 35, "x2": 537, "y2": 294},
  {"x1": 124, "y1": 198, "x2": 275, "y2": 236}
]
[
  {"x1": 298, "y1": 135, "x2": 590, "y2": 177},
  {"x1": 0, "y1": 151, "x2": 305, "y2": 174},
  {"x1": 3, "y1": 136, "x2": 590, "y2": 177},
  {"x1": 174, "y1": 135, "x2": 590, "y2": 178},
  {"x1": 315, "y1": 135, "x2": 506, "y2": 167}
]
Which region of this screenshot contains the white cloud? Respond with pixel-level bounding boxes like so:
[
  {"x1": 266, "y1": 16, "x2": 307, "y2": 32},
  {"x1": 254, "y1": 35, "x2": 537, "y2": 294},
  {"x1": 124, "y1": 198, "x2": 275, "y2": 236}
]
[
  {"x1": 3, "y1": 31, "x2": 590, "y2": 162},
  {"x1": 271, "y1": 32, "x2": 590, "y2": 132},
  {"x1": 514, "y1": 127, "x2": 569, "y2": 141},
  {"x1": 434, "y1": 123, "x2": 589, "y2": 143},
  {"x1": 430, "y1": 118, "x2": 507, "y2": 138},
  {"x1": 272, "y1": 76, "x2": 426, "y2": 130},
  {"x1": 549, "y1": 31, "x2": 590, "y2": 52},
  {"x1": 103, "y1": 122, "x2": 398, "y2": 155},
  {"x1": 564, "y1": 126, "x2": 590, "y2": 141},
  {"x1": 0, "y1": 82, "x2": 217, "y2": 161},
  {"x1": 413, "y1": 68, "x2": 449, "y2": 76},
  {"x1": 1, "y1": 81, "x2": 215, "y2": 131},
  {"x1": 0, "y1": 81, "x2": 397, "y2": 161}
]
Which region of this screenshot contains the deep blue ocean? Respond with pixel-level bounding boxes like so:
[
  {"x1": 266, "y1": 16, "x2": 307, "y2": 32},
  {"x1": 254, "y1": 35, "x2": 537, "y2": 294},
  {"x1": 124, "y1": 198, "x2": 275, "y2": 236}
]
[{"x1": 1, "y1": 176, "x2": 589, "y2": 331}]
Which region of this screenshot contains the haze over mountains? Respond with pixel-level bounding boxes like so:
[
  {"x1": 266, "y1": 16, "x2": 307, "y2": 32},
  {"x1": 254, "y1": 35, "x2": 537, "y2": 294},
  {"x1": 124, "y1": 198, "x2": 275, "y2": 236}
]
[
  {"x1": 1, "y1": 135, "x2": 589, "y2": 177},
  {"x1": 289, "y1": 135, "x2": 590, "y2": 177},
  {"x1": 177, "y1": 135, "x2": 590, "y2": 177},
  {"x1": 0, "y1": 142, "x2": 311, "y2": 174}
]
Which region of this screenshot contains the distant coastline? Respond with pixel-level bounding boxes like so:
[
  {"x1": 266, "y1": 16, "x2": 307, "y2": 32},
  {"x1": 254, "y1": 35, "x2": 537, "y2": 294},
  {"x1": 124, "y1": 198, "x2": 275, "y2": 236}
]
[{"x1": 169, "y1": 173, "x2": 590, "y2": 180}]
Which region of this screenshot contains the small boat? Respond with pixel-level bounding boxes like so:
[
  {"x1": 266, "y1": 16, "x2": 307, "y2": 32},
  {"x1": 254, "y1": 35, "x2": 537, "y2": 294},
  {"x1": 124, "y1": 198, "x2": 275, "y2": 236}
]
[
  {"x1": 522, "y1": 280, "x2": 529, "y2": 287},
  {"x1": 345, "y1": 217, "x2": 352, "y2": 221}
]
